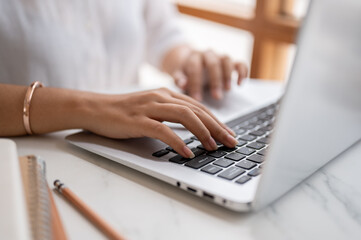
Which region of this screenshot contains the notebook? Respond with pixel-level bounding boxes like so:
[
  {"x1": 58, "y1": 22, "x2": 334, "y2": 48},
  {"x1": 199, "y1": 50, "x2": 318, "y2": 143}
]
[{"x1": 0, "y1": 139, "x2": 67, "y2": 240}]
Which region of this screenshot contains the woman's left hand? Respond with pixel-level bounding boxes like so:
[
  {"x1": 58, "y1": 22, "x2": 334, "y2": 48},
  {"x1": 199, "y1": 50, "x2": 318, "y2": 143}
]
[{"x1": 163, "y1": 46, "x2": 248, "y2": 101}]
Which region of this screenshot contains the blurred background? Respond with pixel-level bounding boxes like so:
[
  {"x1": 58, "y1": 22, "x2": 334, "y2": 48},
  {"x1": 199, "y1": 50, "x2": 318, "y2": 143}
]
[{"x1": 140, "y1": 0, "x2": 309, "y2": 87}]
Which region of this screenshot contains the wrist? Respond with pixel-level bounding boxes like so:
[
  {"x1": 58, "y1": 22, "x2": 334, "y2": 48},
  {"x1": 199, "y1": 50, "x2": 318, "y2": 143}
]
[
  {"x1": 76, "y1": 92, "x2": 130, "y2": 138},
  {"x1": 30, "y1": 87, "x2": 100, "y2": 134},
  {"x1": 74, "y1": 91, "x2": 106, "y2": 132}
]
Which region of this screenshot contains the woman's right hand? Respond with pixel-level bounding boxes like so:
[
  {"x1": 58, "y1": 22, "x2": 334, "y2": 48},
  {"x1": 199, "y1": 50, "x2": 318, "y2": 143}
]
[
  {"x1": 0, "y1": 84, "x2": 237, "y2": 159},
  {"x1": 82, "y1": 88, "x2": 238, "y2": 158}
]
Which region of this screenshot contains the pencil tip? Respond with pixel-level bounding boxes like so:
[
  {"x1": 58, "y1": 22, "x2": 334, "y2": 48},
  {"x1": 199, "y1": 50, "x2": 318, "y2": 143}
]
[{"x1": 54, "y1": 179, "x2": 61, "y2": 188}]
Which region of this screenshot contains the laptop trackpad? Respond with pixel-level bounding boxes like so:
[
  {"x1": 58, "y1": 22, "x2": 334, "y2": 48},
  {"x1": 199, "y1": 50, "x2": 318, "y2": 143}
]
[{"x1": 66, "y1": 131, "x2": 169, "y2": 161}]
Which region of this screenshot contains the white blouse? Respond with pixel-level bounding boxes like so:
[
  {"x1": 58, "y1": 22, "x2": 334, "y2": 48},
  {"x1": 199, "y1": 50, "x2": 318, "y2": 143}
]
[{"x1": 0, "y1": 0, "x2": 184, "y2": 92}]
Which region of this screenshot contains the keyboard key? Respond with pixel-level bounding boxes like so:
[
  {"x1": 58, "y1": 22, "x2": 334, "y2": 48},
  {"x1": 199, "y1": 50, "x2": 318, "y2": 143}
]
[
  {"x1": 258, "y1": 113, "x2": 268, "y2": 120},
  {"x1": 266, "y1": 108, "x2": 275, "y2": 116},
  {"x1": 236, "y1": 160, "x2": 257, "y2": 170},
  {"x1": 265, "y1": 116, "x2": 274, "y2": 120},
  {"x1": 218, "y1": 167, "x2": 245, "y2": 180},
  {"x1": 236, "y1": 122, "x2": 249, "y2": 128},
  {"x1": 201, "y1": 165, "x2": 222, "y2": 175},
  {"x1": 257, "y1": 148, "x2": 267, "y2": 156},
  {"x1": 191, "y1": 148, "x2": 205, "y2": 157},
  {"x1": 207, "y1": 150, "x2": 227, "y2": 158},
  {"x1": 190, "y1": 136, "x2": 198, "y2": 140},
  {"x1": 239, "y1": 135, "x2": 256, "y2": 141},
  {"x1": 247, "y1": 154, "x2": 264, "y2": 163},
  {"x1": 256, "y1": 137, "x2": 269, "y2": 144},
  {"x1": 183, "y1": 138, "x2": 193, "y2": 145},
  {"x1": 166, "y1": 146, "x2": 176, "y2": 153},
  {"x1": 152, "y1": 149, "x2": 169, "y2": 157},
  {"x1": 235, "y1": 128, "x2": 246, "y2": 135},
  {"x1": 256, "y1": 119, "x2": 266, "y2": 125},
  {"x1": 236, "y1": 139, "x2": 247, "y2": 147},
  {"x1": 267, "y1": 117, "x2": 275, "y2": 124},
  {"x1": 248, "y1": 168, "x2": 262, "y2": 177},
  {"x1": 236, "y1": 175, "x2": 251, "y2": 184},
  {"x1": 185, "y1": 155, "x2": 215, "y2": 169},
  {"x1": 236, "y1": 147, "x2": 256, "y2": 155},
  {"x1": 225, "y1": 153, "x2": 246, "y2": 161},
  {"x1": 219, "y1": 146, "x2": 237, "y2": 152},
  {"x1": 213, "y1": 158, "x2": 234, "y2": 168},
  {"x1": 197, "y1": 144, "x2": 206, "y2": 150},
  {"x1": 244, "y1": 124, "x2": 256, "y2": 130},
  {"x1": 246, "y1": 142, "x2": 266, "y2": 150},
  {"x1": 169, "y1": 155, "x2": 190, "y2": 164},
  {"x1": 248, "y1": 117, "x2": 258, "y2": 123},
  {"x1": 249, "y1": 130, "x2": 266, "y2": 137},
  {"x1": 259, "y1": 125, "x2": 273, "y2": 132}
]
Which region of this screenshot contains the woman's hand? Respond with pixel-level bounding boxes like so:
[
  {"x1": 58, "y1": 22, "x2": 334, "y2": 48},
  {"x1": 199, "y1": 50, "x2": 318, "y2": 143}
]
[
  {"x1": 0, "y1": 84, "x2": 237, "y2": 159},
  {"x1": 85, "y1": 88, "x2": 238, "y2": 158},
  {"x1": 162, "y1": 46, "x2": 248, "y2": 101}
]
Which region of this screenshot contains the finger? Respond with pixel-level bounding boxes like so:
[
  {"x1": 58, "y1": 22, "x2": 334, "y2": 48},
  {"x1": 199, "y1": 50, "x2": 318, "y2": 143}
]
[
  {"x1": 169, "y1": 91, "x2": 236, "y2": 136},
  {"x1": 240, "y1": 63, "x2": 248, "y2": 79},
  {"x1": 151, "y1": 87, "x2": 236, "y2": 138},
  {"x1": 203, "y1": 50, "x2": 223, "y2": 100},
  {"x1": 221, "y1": 56, "x2": 233, "y2": 91},
  {"x1": 147, "y1": 103, "x2": 218, "y2": 151},
  {"x1": 155, "y1": 100, "x2": 238, "y2": 148},
  {"x1": 144, "y1": 120, "x2": 195, "y2": 158},
  {"x1": 183, "y1": 52, "x2": 203, "y2": 101},
  {"x1": 235, "y1": 62, "x2": 248, "y2": 85},
  {"x1": 172, "y1": 70, "x2": 188, "y2": 90}
]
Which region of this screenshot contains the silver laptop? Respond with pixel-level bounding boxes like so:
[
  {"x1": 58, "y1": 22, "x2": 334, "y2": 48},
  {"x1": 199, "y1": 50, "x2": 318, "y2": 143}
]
[{"x1": 66, "y1": 0, "x2": 361, "y2": 212}]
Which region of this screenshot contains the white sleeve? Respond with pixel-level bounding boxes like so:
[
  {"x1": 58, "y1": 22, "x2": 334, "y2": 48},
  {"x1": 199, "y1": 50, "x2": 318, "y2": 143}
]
[{"x1": 143, "y1": 0, "x2": 186, "y2": 68}]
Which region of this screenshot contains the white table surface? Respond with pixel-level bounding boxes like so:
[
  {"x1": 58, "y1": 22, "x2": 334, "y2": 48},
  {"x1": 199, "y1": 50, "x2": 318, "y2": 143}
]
[{"x1": 8, "y1": 80, "x2": 361, "y2": 240}]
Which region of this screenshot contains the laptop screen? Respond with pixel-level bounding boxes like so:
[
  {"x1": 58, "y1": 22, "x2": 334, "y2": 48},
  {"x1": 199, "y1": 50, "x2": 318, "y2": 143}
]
[{"x1": 254, "y1": 0, "x2": 361, "y2": 209}]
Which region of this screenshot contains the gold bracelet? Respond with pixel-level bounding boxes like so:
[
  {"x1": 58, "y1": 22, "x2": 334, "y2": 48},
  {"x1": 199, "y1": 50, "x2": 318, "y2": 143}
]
[{"x1": 23, "y1": 81, "x2": 43, "y2": 135}]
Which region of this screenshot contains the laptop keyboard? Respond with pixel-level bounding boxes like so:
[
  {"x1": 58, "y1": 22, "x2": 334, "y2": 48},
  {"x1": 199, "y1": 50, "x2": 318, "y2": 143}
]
[{"x1": 152, "y1": 102, "x2": 279, "y2": 185}]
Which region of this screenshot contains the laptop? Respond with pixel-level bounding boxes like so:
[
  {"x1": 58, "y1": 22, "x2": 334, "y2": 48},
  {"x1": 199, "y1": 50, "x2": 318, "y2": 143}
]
[{"x1": 66, "y1": 0, "x2": 361, "y2": 212}]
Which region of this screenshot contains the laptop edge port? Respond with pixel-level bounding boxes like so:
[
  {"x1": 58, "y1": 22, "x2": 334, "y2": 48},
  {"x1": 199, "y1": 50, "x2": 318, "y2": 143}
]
[
  {"x1": 186, "y1": 186, "x2": 197, "y2": 193},
  {"x1": 203, "y1": 192, "x2": 214, "y2": 200}
]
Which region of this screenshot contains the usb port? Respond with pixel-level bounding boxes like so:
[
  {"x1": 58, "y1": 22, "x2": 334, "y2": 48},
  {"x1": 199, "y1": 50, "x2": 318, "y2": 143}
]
[
  {"x1": 203, "y1": 192, "x2": 214, "y2": 200},
  {"x1": 187, "y1": 186, "x2": 197, "y2": 193}
]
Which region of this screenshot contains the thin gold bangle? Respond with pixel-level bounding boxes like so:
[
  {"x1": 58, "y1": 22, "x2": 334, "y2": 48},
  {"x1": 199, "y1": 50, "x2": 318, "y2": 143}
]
[{"x1": 23, "y1": 81, "x2": 43, "y2": 135}]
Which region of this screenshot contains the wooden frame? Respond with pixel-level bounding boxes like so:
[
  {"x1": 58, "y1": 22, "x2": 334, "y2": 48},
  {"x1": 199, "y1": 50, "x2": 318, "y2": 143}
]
[{"x1": 176, "y1": 0, "x2": 302, "y2": 80}]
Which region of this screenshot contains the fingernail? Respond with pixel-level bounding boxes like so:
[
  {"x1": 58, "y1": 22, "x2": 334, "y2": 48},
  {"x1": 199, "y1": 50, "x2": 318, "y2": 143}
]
[
  {"x1": 213, "y1": 88, "x2": 223, "y2": 100},
  {"x1": 183, "y1": 146, "x2": 195, "y2": 159},
  {"x1": 207, "y1": 137, "x2": 218, "y2": 151},
  {"x1": 226, "y1": 127, "x2": 236, "y2": 137},
  {"x1": 226, "y1": 134, "x2": 238, "y2": 147}
]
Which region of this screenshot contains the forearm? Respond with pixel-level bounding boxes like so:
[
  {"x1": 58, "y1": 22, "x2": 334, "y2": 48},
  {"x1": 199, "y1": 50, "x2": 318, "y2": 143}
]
[
  {"x1": 30, "y1": 86, "x2": 94, "y2": 134},
  {"x1": 0, "y1": 84, "x2": 27, "y2": 136},
  {"x1": 0, "y1": 84, "x2": 93, "y2": 136}
]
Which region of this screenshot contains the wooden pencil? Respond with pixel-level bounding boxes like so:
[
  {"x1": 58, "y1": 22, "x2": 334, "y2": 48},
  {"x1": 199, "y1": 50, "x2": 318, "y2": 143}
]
[
  {"x1": 48, "y1": 186, "x2": 68, "y2": 240},
  {"x1": 54, "y1": 180, "x2": 125, "y2": 240}
]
